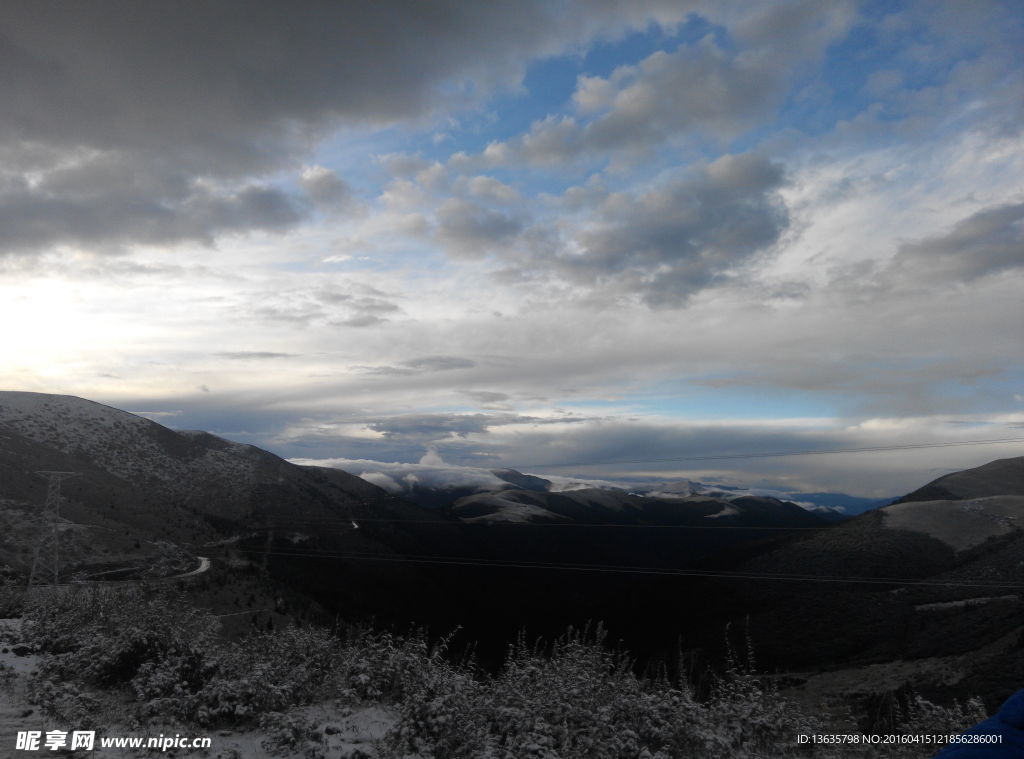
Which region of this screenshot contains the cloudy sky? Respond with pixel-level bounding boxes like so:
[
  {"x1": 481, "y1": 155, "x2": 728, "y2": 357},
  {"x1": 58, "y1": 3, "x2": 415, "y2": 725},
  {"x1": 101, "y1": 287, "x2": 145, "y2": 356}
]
[{"x1": 1, "y1": 0, "x2": 1022, "y2": 496}]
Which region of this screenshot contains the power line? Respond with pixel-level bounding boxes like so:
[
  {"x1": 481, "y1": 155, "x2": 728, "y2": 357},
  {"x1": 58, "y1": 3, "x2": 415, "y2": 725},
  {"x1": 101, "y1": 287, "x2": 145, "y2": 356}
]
[
  {"x1": 239, "y1": 518, "x2": 839, "y2": 530},
  {"x1": 214, "y1": 545, "x2": 1024, "y2": 590},
  {"x1": 509, "y1": 437, "x2": 1024, "y2": 470}
]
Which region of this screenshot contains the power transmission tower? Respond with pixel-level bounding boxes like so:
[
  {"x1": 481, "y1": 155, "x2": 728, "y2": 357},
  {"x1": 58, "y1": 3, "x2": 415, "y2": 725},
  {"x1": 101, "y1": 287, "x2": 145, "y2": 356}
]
[{"x1": 27, "y1": 471, "x2": 78, "y2": 589}]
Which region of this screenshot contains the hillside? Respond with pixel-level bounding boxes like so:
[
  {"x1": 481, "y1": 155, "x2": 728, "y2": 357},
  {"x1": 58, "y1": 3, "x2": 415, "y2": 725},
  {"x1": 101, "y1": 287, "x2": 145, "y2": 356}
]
[
  {"x1": 0, "y1": 393, "x2": 835, "y2": 643},
  {"x1": 0, "y1": 391, "x2": 464, "y2": 625},
  {"x1": 450, "y1": 486, "x2": 827, "y2": 529},
  {"x1": 670, "y1": 460, "x2": 1024, "y2": 711},
  {"x1": 896, "y1": 456, "x2": 1024, "y2": 503},
  {"x1": 0, "y1": 391, "x2": 849, "y2": 661}
]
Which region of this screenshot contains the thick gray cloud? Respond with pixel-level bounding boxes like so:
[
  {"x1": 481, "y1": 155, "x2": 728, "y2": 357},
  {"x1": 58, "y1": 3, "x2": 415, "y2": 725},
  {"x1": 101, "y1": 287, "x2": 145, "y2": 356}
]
[
  {"x1": 0, "y1": 0, "x2": 681, "y2": 255},
  {"x1": 572, "y1": 37, "x2": 793, "y2": 154},
  {"x1": 463, "y1": 390, "x2": 512, "y2": 405},
  {"x1": 498, "y1": 153, "x2": 788, "y2": 305},
  {"x1": 889, "y1": 202, "x2": 1024, "y2": 285},
  {"x1": 485, "y1": 420, "x2": 838, "y2": 471},
  {"x1": 484, "y1": 1, "x2": 855, "y2": 164},
  {"x1": 435, "y1": 198, "x2": 524, "y2": 258},
  {"x1": 0, "y1": 172, "x2": 303, "y2": 253},
  {"x1": 0, "y1": 2, "x2": 588, "y2": 166},
  {"x1": 300, "y1": 167, "x2": 354, "y2": 211}
]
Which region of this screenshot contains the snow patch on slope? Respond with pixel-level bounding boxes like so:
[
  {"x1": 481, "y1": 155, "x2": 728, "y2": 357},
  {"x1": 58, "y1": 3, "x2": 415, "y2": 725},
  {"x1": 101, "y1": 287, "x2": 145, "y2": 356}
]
[{"x1": 704, "y1": 503, "x2": 740, "y2": 519}]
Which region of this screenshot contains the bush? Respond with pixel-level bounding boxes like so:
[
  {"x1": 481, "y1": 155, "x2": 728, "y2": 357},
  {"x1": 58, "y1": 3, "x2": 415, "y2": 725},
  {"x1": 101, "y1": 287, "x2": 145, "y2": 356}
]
[
  {"x1": 259, "y1": 711, "x2": 327, "y2": 758},
  {"x1": 0, "y1": 581, "x2": 25, "y2": 617},
  {"x1": 18, "y1": 589, "x2": 991, "y2": 757},
  {"x1": 24, "y1": 586, "x2": 219, "y2": 723},
  {"x1": 25, "y1": 677, "x2": 104, "y2": 724},
  {"x1": 382, "y1": 624, "x2": 834, "y2": 759},
  {"x1": 480, "y1": 627, "x2": 693, "y2": 758},
  {"x1": 333, "y1": 627, "x2": 463, "y2": 704},
  {"x1": 886, "y1": 694, "x2": 989, "y2": 759},
  {"x1": 379, "y1": 649, "x2": 484, "y2": 758},
  {"x1": 186, "y1": 626, "x2": 339, "y2": 724},
  {"x1": 24, "y1": 586, "x2": 218, "y2": 686},
  {"x1": 699, "y1": 664, "x2": 826, "y2": 757}
]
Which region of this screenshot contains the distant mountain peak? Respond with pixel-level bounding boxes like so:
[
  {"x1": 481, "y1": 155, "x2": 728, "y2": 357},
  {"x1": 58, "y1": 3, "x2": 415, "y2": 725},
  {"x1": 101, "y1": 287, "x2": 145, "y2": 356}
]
[{"x1": 489, "y1": 468, "x2": 552, "y2": 492}]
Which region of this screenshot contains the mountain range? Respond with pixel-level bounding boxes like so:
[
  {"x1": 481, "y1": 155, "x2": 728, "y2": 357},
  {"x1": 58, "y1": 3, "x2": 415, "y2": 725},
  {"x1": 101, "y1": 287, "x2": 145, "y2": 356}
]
[{"x1": 2, "y1": 390, "x2": 1022, "y2": 712}]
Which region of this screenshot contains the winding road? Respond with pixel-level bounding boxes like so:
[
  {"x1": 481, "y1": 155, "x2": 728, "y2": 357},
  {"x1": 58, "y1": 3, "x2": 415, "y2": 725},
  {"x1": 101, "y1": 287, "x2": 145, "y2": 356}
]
[{"x1": 171, "y1": 555, "x2": 211, "y2": 579}]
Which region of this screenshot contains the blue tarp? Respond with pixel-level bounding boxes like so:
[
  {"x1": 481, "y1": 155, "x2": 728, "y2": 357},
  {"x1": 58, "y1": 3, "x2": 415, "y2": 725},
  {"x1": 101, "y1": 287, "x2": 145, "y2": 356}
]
[{"x1": 934, "y1": 690, "x2": 1024, "y2": 758}]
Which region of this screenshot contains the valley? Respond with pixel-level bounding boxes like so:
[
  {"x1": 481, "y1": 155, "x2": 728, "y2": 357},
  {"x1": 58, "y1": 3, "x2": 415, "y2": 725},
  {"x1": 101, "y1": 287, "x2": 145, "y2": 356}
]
[{"x1": 1, "y1": 391, "x2": 1022, "y2": 754}]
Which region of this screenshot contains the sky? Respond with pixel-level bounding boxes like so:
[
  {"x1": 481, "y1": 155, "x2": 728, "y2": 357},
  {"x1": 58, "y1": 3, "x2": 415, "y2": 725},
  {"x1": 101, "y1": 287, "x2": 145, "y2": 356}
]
[{"x1": 1, "y1": 0, "x2": 1022, "y2": 496}]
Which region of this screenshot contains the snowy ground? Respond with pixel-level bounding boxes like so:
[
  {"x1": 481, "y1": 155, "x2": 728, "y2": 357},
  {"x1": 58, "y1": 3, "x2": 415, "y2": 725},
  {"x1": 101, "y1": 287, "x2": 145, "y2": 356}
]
[{"x1": 0, "y1": 618, "x2": 397, "y2": 758}]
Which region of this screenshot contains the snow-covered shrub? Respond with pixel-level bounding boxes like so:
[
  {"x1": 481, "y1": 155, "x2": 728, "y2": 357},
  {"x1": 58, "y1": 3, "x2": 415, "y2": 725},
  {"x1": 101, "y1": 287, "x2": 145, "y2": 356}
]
[
  {"x1": 0, "y1": 581, "x2": 25, "y2": 617},
  {"x1": 382, "y1": 625, "x2": 839, "y2": 759},
  {"x1": 381, "y1": 625, "x2": 691, "y2": 758},
  {"x1": 24, "y1": 586, "x2": 218, "y2": 687},
  {"x1": 133, "y1": 625, "x2": 340, "y2": 725},
  {"x1": 0, "y1": 661, "x2": 15, "y2": 689},
  {"x1": 685, "y1": 629, "x2": 828, "y2": 757},
  {"x1": 259, "y1": 711, "x2": 327, "y2": 758},
  {"x1": 18, "y1": 588, "x2": 992, "y2": 758},
  {"x1": 895, "y1": 692, "x2": 988, "y2": 736},
  {"x1": 23, "y1": 587, "x2": 108, "y2": 654},
  {"x1": 886, "y1": 693, "x2": 989, "y2": 758},
  {"x1": 478, "y1": 626, "x2": 700, "y2": 758},
  {"x1": 25, "y1": 677, "x2": 103, "y2": 723},
  {"x1": 698, "y1": 663, "x2": 827, "y2": 757},
  {"x1": 379, "y1": 646, "x2": 486, "y2": 758},
  {"x1": 24, "y1": 586, "x2": 219, "y2": 724},
  {"x1": 334, "y1": 627, "x2": 463, "y2": 704},
  {"x1": 131, "y1": 647, "x2": 219, "y2": 722},
  {"x1": 191, "y1": 626, "x2": 339, "y2": 724}
]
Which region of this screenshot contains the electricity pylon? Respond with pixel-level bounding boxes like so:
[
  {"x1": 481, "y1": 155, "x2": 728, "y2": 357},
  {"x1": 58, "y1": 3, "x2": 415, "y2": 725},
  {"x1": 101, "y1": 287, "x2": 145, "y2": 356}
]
[{"x1": 27, "y1": 471, "x2": 78, "y2": 588}]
